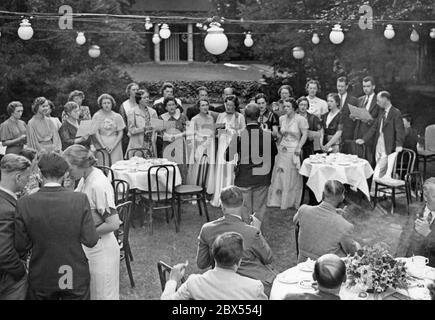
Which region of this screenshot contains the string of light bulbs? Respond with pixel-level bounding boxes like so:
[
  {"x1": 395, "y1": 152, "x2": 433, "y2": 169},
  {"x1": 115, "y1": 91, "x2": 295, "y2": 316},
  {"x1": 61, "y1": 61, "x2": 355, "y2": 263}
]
[{"x1": 1, "y1": 10, "x2": 434, "y2": 58}]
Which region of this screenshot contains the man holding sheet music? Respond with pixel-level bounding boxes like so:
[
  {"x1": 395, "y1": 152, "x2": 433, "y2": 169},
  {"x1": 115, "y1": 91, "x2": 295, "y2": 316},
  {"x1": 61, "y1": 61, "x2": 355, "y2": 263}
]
[
  {"x1": 336, "y1": 76, "x2": 358, "y2": 154},
  {"x1": 353, "y1": 76, "x2": 381, "y2": 166}
]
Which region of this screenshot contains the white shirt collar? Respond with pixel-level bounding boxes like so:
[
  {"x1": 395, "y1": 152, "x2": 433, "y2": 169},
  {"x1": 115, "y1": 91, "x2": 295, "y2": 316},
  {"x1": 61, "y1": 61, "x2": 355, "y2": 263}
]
[
  {"x1": 0, "y1": 186, "x2": 18, "y2": 200},
  {"x1": 44, "y1": 182, "x2": 62, "y2": 187},
  {"x1": 161, "y1": 108, "x2": 181, "y2": 121},
  {"x1": 225, "y1": 213, "x2": 242, "y2": 221}
]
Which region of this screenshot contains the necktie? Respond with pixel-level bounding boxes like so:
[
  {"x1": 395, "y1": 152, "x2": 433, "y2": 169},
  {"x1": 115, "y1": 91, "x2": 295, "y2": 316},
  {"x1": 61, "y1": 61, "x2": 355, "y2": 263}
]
[
  {"x1": 363, "y1": 96, "x2": 369, "y2": 110},
  {"x1": 427, "y1": 211, "x2": 433, "y2": 225}
]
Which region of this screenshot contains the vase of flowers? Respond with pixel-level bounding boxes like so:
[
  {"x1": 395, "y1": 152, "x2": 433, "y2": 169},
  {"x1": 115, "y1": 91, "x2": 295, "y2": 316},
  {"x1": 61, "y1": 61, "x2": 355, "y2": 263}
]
[{"x1": 345, "y1": 243, "x2": 408, "y2": 295}]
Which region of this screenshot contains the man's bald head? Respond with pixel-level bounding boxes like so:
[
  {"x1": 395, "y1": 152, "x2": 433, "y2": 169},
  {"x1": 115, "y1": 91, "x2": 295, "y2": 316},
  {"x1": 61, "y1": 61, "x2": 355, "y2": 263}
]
[
  {"x1": 313, "y1": 254, "x2": 346, "y2": 289},
  {"x1": 244, "y1": 103, "x2": 260, "y2": 121}
]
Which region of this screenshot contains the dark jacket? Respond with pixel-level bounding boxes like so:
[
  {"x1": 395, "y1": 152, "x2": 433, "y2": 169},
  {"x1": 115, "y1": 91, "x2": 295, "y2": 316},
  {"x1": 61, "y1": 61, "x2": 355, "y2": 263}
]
[
  {"x1": 59, "y1": 120, "x2": 91, "y2": 150},
  {"x1": 340, "y1": 94, "x2": 359, "y2": 141},
  {"x1": 186, "y1": 105, "x2": 200, "y2": 121},
  {"x1": 362, "y1": 106, "x2": 405, "y2": 156},
  {"x1": 301, "y1": 112, "x2": 321, "y2": 157},
  {"x1": 0, "y1": 189, "x2": 25, "y2": 281},
  {"x1": 225, "y1": 123, "x2": 277, "y2": 188},
  {"x1": 407, "y1": 205, "x2": 435, "y2": 267},
  {"x1": 15, "y1": 186, "x2": 99, "y2": 293}
]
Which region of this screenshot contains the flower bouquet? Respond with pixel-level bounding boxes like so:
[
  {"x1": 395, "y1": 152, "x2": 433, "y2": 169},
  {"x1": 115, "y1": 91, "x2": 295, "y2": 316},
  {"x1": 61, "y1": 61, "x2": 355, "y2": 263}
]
[{"x1": 345, "y1": 243, "x2": 408, "y2": 294}]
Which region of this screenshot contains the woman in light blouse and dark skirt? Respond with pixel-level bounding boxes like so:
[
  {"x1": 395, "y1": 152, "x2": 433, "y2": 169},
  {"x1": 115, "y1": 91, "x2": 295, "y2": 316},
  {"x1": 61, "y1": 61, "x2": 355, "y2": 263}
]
[
  {"x1": 0, "y1": 101, "x2": 27, "y2": 154},
  {"x1": 320, "y1": 93, "x2": 343, "y2": 154},
  {"x1": 63, "y1": 144, "x2": 121, "y2": 300},
  {"x1": 27, "y1": 97, "x2": 62, "y2": 153},
  {"x1": 59, "y1": 101, "x2": 92, "y2": 150}
]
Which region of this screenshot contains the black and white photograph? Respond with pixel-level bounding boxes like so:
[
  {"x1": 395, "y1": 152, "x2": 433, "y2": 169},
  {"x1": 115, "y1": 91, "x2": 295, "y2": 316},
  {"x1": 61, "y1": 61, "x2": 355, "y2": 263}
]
[{"x1": 0, "y1": 0, "x2": 435, "y2": 305}]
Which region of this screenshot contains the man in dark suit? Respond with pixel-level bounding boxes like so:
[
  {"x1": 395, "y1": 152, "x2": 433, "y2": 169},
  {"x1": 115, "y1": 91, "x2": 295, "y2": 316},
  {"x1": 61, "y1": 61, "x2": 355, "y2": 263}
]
[
  {"x1": 186, "y1": 86, "x2": 208, "y2": 120},
  {"x1": 356, "y1": 91, "x2": 405, "y2": 182},
  {"x1": 336, "y1": 76, "x2": 359, "y2": 154},
  {"x1": 153, "y1": 82, "x2": 183, "y2": 117},
  {"x1": 226, "y1": 103, "x2": 277, "y2": 228},
  {"x1": 0, "y1": 154, "x2": 32, "y2": 300},
  {"x1": 406, "y1": 178, "x2": 435, "y2": 267},
  {"x1": 15, "y1": 152, "x2": 99, "y2": 300},
  {"x1": 284, "y1": 254, "x2": 347, "y2": 300},
  {"x1": 353, "y1": 76, "x2": 381, "y2": 166},
  {"x1": 196, "y1": 185, "x2": 276, "y2": 296}
]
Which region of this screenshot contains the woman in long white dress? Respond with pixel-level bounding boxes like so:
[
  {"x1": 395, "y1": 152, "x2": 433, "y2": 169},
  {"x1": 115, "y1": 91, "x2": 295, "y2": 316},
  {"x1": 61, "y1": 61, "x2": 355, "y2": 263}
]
[
  {"x1": 63, "y1": 144, "x2": 121, "y2": 300},
  {"x1": 268, "y1": 98, "x2": 308, "y2": 210},
  {"x1": 210, "y1": 95, "x2": 246, "y2": 207},
  {"x1": 186, "y1": 99, "x2": 216, "y2": 194}
]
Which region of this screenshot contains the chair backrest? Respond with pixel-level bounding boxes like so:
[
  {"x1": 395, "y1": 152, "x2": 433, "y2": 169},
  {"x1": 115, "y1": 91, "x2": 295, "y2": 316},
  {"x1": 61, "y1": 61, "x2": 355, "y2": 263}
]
[
  {"x1": 196, "y1": 154, "x2": 209, "y2": 189},
  {"x1": 157, "y1": 261, "x2": 186, "y2": 292},
  {"x1": 95, "y1": 148, "x2": 112, "y2": 167},
  {"x1": 115, "y1": 201, "x2": 132, "y2": 248},
  {"x1": 425, "y1": 124, "x2": 435, "y2": 152},
  {"x1": 393, "y1": 148, "x2": 416, "y2": 180},
  {"x1": 147, "y1": 164, "x2": 176, "y2": 202},
  {"x1": 96, "y1": 165, "x2": 115, "y2": 182},
  {"x1": 113, "y1": 179, "x2": 130, "y2": 205},
  {"x1": 294, "y1": 222, "x2": 300, "y2": 258},
  {"x1": 126, "y1": 148, "x2": 148, "y2": 160}
]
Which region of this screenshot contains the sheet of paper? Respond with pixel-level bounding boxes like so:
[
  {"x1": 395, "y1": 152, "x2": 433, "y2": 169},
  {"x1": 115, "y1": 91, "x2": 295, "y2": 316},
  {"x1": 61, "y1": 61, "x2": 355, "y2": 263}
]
[
  {"x1": 349, "y1": 104, "x2": 373, "y2": 122},
  {"x1": 307, "y1": 130, "x2": 321, "y2": 151},
  {"x1": 75, "y1": 120, "x2": 93, "y2": 137},
  {"x1": 150, "y1": 118, "x2": 176, "y2": 130}
]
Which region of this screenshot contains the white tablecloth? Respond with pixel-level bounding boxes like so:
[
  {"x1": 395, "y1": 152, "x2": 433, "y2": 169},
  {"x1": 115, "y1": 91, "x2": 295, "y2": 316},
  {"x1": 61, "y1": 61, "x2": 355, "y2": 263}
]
[
  {"x1": 270, "y1": 259, "x2": 434, "y2": 300},
  {"x1": 112, "y1": 157, "x2": 182, "y2": 192},
  {"x1": 299, "y1": 153, "x2": 374, "y2": 202}
]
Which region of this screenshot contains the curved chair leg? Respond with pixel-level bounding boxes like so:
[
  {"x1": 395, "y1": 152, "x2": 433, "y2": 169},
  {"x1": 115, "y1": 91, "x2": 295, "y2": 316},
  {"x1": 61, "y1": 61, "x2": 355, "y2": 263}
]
[
  {"x1": 165, "y1": 208, "x2": 170, "y2": 224},
  {"x1": 177, "y1": 196, "x2": 182, "y2": 223},
  {"x1": 126, "y1": 245, "x2": 134, "y2": 262},
  {"x1": 202, "y1": 197, "x2": 210, "y2": 222},
  {"x1": 125, "y1": 252, "x2": 135, "y2": 288},
  {"x1": 149, "y1": 207, "x2": 153, "y2": 235},
  {"x1": 197, "y1": 195, "x2": 203, "y2": 217},
  {"x1": 173, "y1": 205, "x2": 179, "y2": 233},
  {"x1": 391, "y1": 188, "x2": 396, "y2": 212}
]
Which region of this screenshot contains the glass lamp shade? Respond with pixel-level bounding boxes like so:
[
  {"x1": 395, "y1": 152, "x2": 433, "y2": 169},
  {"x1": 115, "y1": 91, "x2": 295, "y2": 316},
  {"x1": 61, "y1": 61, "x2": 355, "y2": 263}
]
[
  {"x1": 410, "y1": 29, "x2": 419, "y2": 42},
  {"x1": 204, "y1": 23, "x2": 228, "y2": 55},
  {"x1": 159, "y1": 24, "x2": 171, "y2": 39},
  {"x1": 88, "y1": 45, "x2": 101, "y2": 58},
  {"x1": 244, "y1": 34, "x2": 254, "y2": 47},
  {"x1": 384, "y1": 24, "x2": 395, "y2": 39},
  {"x1": 329, "y1": 24, "x2": 344, "y2": 44},
  {"x1": 76, "y1": 32, "x2": 86, "y2": 45},
  {"x1": 312, "y1": 33, "x2": 320, "y2": 44},
  {"x1": 152, "y1": 33, "x2": 161, "y2": 44},
  {"x1": 18, "y1": 19, "x2": 33, "y2": 40},
  {"x1": 430, "y1": 28, "x2": 435, "y2": 39},
  {"x1": 292, "y1": 46, "x2": 305, "y2": 59}
]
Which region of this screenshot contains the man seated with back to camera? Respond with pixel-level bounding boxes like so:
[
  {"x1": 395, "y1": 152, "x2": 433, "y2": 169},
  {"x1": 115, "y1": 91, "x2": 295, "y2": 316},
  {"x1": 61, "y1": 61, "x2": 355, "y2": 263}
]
[
  {"x1": 196, "y1": 185, "x2": 276, "y2": 296},
  {"x1": 293, "y1": 180, "x2": 360, "y2": 263},
  {"x1": 284, "y1": 254, "x2": 347, "y2": 300},
  {"x1": 161, "y1": 232, "x2": 267, "y2": 300}
]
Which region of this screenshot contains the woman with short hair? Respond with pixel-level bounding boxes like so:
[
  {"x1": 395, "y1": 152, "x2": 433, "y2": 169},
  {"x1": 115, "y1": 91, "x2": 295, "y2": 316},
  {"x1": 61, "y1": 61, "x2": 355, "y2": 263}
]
[
  {"x1": 320, "y1": 93, "x2": 342, "y2": 153},
  {"x1": 64, "y1": 90, "x2": 91, "y2": 121},
  {"x1": 91, "y1": 94, "x2": 125, "y2": 165},
  {"x1": 63, "y1": 144, "x2": 120, "y2": 300},
  {"x1": 0, "y1": 101, "x2": 27, "y2": 154},
  {"x1": 26, "y1": 97, "x2": 62, "y2": 153},
  {"x1": 59, "y1": 101, "x2": 91, "y2": 150}
]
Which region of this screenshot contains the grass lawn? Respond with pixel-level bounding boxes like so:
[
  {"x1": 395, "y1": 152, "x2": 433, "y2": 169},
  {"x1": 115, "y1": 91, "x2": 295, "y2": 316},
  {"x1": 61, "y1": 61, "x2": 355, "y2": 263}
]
[{"x1": 119, "y1": 190, "x2": 414, "y2": 300}]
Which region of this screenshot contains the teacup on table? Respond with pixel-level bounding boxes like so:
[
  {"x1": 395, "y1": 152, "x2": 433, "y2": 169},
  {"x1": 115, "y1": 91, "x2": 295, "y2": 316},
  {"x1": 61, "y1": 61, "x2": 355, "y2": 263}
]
[
  {"x1": 406, "y1": 256, "x2": 429, "y2": 278},
  {"x1": 411, "y1": 256, "x2": 429, "y2": 267}
]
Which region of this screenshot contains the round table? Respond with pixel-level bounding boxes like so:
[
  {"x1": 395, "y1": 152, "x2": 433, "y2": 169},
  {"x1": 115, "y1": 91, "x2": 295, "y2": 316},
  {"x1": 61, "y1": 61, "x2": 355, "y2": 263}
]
[
  {"x1": 299, "y1": 153, "x2": 374, "y2": 202},
  {"x1": 111, "y1": 157, "x2": 182, "y2": 192},
  {"x1": 270, "y1": 259, "x2": 434, "y2": 300}
]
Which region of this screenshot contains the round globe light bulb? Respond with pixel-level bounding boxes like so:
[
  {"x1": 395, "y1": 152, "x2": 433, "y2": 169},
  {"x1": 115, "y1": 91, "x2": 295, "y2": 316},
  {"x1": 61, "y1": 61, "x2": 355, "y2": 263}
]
[
  {"x1": 159, "y1": 24, "x2": 171, "y2": 39},
  {"x1": 429, "y1": 28, "x2": 435, "y2": 39},
  {"x1": 152, "y1": 33, "x2": 161, "y2": 44},
  {"x1": 18, "y1": 18, "x2": 33, "y2": 40},
  {"x1": 204, "y1": 22, "x2": 228, "y2": 55},
  {"x1": 384, "y1": 24, "x2": 395, "y2": 40},
  {"x1": 312, "y1": 33, "x2": 320, "y2": 44},
  {"x1": 329, "y1": 24, "x2": 344, "y2": 44},
  {"x1": 410, "y1": 29, "x2": 419, "y2": 42},
  {"x1": 292, "y1": 46, "x2": 305, "y2": 60},
  {"x1": 76, "y1": 32, "x2": 86, "y2": 45},
  {"x1": 244, "y1": 33, "x2": 254, "y2": 47},
  {"x1": 88, "y1": 45, "x2": 101, "y2": 58}
]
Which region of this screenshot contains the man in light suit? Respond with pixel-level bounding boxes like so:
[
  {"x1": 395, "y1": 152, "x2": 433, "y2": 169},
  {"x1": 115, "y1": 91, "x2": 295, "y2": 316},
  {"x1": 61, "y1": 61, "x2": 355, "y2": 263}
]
[
  {"x1": 293, "y1": 180, "x2": 359, "y2": 263},
  {"x1": 161, "y1": 232, "x2": 267, "y2": 300},
  {"x1": 336, "y1": 76, "x2": 359, "y2": 154},
  {"x1": 0, "y1": 154, "x2": 31, "y2": 300},
  {"x1": 284, "y1": 254, "x2": 347, "y2": 300},
  {"x1": 353, "y1": 76, "x2": 381, "y2": 166},
  {"x1": 356, "y1": 91, "x2": 405, "y2": 191},
  {"x1": 196, "y1": 185, "x2": 275, "y2": 296},
  {"x1": 406, "y1": 178, "x2": 435, "y2": 267}
]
